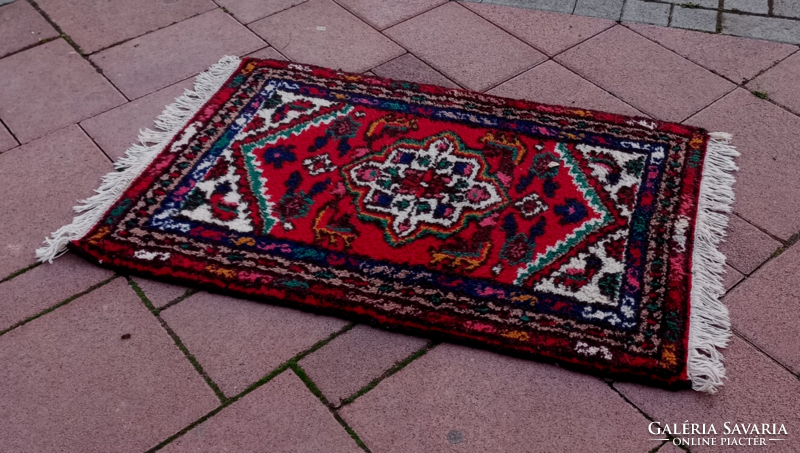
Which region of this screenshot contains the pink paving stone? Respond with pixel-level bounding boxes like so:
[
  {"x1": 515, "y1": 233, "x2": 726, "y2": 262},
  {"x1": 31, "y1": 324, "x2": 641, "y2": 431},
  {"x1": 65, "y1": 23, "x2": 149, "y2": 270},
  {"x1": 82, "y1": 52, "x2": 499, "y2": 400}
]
[
  {"x1": 133, "y1": 277, "x2": 189, "y2": 309},
  {"x1": 35, "y1": 0, "x2": 215, "y2": 54},
  {"x1": 556, "y1": 26, "x2": 735, "y2": 122},
  {"x1": 487, "y1": 60, "x2": 644, "y2": 117},
  {"x1": 0, "y1": 122, "x2": 17, "y2": 154},
  {"x1": 0, "y1": 39, "x2": 125, "y2": 143},
  {"x1": 721, "y1": 214, "x2": 780, "y2": 275},
  {"x1": 0, "y1": 253, "x2": 113, "y2": 332},
  {"x1": 0, "y1": 126, "x2": 111, "y2": 279},
  {"x1": 747, "y1": 51, "x2": 800, "y2": 116},
  {"x1": 723, "y1": 265, "x2": 744, "y2": 292},
  {"x1": 0, "y1": 278, "x2": 219, "y2": 453},
  {"x1": 463, "y1": 1, "x2": 615, "y2": 56},
  {"x1": 659, "y1": 442, "x2": 684, "y2": 453},
  {"x1": 384, "y1": 3, "x2": 546, "y2": 92},
  {"x1": 246, "y1": 46, "x2": 287, "y2": 61},
  {"x1": 687, "y1": 88, "x2": 800, "y2": 240},
  {"x1": 627, "y1": 23, "x2": 798, "y2": 84},
  {"x1": 91, "y1": 10, "x2": 264, "y2": 99},
  {"x1": 616, "y1": 337, "x2": 800, "y2": 453},
  {"x1": 81, "y1": 78, "x2": 194, "y2": 162},
  {"x1": 248, "y1": 0, "x2": 404, "y2": 74},
  {"x1": 160, "y1": 291, "x2": 348, "y2": 397},
  {"x1": 0, "y1": 0, "x2": 58, "y2": 58},
  {"x1": 214, "y1": 0, "x2": 305, "y2": 24},
  {"x1": 298, "y1": 324, "x2": 428, "y2": 406},
  {"x1": 161, "y1": 371, "x2": 361, "y2": 453},
  {"x1": 340, "y1": 344, "x2": 653, "y2": 453},
  {"x1": 371, "y1": 54, "x2": 460, "y2": 88},
  {"x1": 724, "y1": 243, "x2": 800, "y2": 374},
  {"x1": 336, "y1": 0, "x2": 447, "y2": 30}
]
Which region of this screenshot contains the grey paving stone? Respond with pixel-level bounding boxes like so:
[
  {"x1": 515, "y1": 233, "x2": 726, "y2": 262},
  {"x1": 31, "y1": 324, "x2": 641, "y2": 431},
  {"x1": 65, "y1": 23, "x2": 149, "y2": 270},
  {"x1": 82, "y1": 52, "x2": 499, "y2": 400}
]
[
  {"x1": 622, "y1": 0, "x2": 671, "y2": 26},
  {"x1": 661, "y1": 0, "x2": 717, "y2": 7},
  {"x1": 574, "y1": 0, "x2": 624, "y2": 19},
  {"x1": 774, "y1": 0, "x2": 800, "y2": 18},
  {"x1": 722, "y1": 12, "x2": 800, "y2": 45},
  {"x1": 671, "y1": 5, "x2": 718, "y2": 32},
  {"x1": 725, "y1": 0, "x2": 769, "y2": 14},
  {"x1": 480, "y1": 0, "x2": 577, "y2": 14}
]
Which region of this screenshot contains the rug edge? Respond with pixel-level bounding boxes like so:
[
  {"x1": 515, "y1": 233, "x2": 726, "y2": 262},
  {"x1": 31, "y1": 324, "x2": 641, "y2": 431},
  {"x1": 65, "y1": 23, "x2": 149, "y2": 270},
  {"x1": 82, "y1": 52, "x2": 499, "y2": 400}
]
[
  {"x1": 35, "y1": 56, "x2": 244, "y2": 263},
  {"x1": 687, "y1": 132, "x2": 739, "y2": 393}
]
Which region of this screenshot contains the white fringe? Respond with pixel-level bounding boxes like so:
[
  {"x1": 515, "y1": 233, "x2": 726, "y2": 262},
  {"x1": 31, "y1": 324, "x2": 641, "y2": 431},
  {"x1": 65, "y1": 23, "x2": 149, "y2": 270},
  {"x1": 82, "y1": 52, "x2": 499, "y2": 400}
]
[
  {"x1": 687, "y1": 132, "x2": 739, "y2": 393},
  {"x1": 35, "y1": 56, "x2": 242, "y2": 262}
]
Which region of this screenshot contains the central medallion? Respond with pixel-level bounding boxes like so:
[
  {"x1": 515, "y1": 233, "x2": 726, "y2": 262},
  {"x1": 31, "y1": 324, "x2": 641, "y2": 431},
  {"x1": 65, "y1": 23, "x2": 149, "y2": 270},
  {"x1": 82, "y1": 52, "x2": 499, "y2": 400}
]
[{"x1": 344, "y1": 132, "x2": 506, "y2": 245}]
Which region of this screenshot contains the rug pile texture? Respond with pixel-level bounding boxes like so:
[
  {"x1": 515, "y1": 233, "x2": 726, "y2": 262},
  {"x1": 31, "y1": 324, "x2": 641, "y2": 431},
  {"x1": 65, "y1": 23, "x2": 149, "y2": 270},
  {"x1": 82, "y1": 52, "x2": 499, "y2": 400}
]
[{"x1": 39, "y1": 57, "x2": 738, "y2": 392}]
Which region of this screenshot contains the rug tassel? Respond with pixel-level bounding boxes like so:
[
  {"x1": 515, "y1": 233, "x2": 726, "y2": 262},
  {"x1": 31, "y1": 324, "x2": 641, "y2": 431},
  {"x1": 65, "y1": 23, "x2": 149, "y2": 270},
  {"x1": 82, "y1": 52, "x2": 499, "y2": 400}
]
[
  {"x1": 35, "y1": 56, "x2": 243, "y2": 263},
  {"x1": 687, "y1": 132, "x2": 739, "y2": 393}
]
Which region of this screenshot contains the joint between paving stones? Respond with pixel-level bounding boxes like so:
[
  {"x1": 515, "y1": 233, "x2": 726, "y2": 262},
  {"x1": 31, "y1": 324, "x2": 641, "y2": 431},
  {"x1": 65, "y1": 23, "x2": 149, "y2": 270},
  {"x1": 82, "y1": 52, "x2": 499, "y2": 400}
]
[
  {"x1": 143, "y1": 321, "x2": 357, "y2": 452},
  {"x1": 0, "y1": 274, "x2": 118, "y2": 337}
]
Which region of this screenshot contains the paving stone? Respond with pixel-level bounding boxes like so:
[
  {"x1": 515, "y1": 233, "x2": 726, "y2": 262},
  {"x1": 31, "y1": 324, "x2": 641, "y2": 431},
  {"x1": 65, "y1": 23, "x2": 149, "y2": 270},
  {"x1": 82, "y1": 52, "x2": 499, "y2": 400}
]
[
  {"x1": 0, "y1": 39, "x2": 125, "y2": 143},
  {"x1": 161, "y1": 291, "x2": 347, "y2": 397},
  {"x1": 774, "y1": 0, "x2": 800, "y2": 18},
  {"x1": 299, "y1": 325, "x2": 428, "y2": 405},
  {"x1": 670, "y1": 6, "x2": 718, "y2": 32},
  {"x1": 574, "y1": 0, "x2": 625, "y2": 20},
  {"x1": 0, "y1": 253, "x2": 113, "y2": 332},
  {"x1": 214, "y1": 0, "x2": 305, "y2": 24},
  {"x1": 556, "y1": 26, "x2": 735, "y2": 122},
  {"x1": 35, "y1": 0, "x2": 215, "y2": 54},
  {"x1": 371, "y1": 54, "x2": 459, "y2": 88},
  {"x1": 81, "y1": 79, "x2": 194, "y2": 162},
  {"x1": 661, "y1": 0, "x2": 718, "y2": 7},
  {"x1": 627, "y1": 23, "x2": 797, "y2": 84},
  {"x1": 723, "y1": 264, "x2": 744, "y2": 292},
  {"x1": 747, "y1": 51, "x2": 800, "y2": 116},
  {"x1": 0, "y1": 122, "x2": 17, "y2": 154},
  {"x1": 622, "y1": 0, "x2": 671, "y2": 26},
  {"x1": 722, "y1": 12, "x2": 800, "y2": 45},
  {"x1": 133, "y1": 277, "x2": 188, "y2": 309},
  {"x1": 0, "y1": 126, "x2": 111, "y2": 279},
  {"x1": 0, "y1": 278, "x2": 219, "y2": 453},
  {"x1": 161, "y1": 371, "x2": 360, "y2": 452},
  {"x1": 616, "y1": 336, "x2": 800, "y2": 453},
  {"x1": 249, "y1": 0, "x2": 403, "y2": 73},
  {"x1": 464, "y1": 2, "x2": 615, "y2": 56},
  {"x1": 725, "y1": 0, "x2": 769, "y2": 14},
  {"x1": 340, "y1": 344, "x2": 653, "y2": 452},
  {"x1": 480, "y1": 0, "x2": 577, "y2": 14},
  {"x1": 246, "y1": 46, "x2": 287, "y2": 61},
  {"x1": 336, "y1": 0, "x2": 447, "y2": 30},
  {"x1": 659, "y1": 441, "x2": 684, "y2": 453},
  {"x1": 687, "y1": 88, "x2": 800, "y2": 240},
  {"x1": 384, "y1": 3, "x2": 545, "y2": 91},
  {"x1": 721, "y1": 214, "x2": 781, "y2": 275},
  {"x1": 92, "y1": 10, "x2": 264, "y2": 99},
  {"x1": 488, "y1": 60, "x2": 644, "y2": 117},
  {"x1": 0, "y1": 0, "x2": 58, "y2": 58},
  {"x1": 724, "y1": 243, "x2": 800, "y2": 374}
]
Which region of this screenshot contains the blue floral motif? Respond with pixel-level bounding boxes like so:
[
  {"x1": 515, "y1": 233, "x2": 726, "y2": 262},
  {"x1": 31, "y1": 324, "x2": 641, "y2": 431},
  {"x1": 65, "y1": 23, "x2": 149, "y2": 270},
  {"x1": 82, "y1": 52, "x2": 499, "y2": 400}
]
[{"x1": 262, "y1": 145, "x2": 297, "y2": 169}]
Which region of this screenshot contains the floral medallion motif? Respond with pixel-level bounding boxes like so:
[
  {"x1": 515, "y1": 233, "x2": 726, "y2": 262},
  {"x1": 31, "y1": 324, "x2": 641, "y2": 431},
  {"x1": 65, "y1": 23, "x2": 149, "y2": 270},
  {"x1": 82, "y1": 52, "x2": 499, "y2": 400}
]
[{"x1": 344, "y1": 132, "x2": 505, "y2": 244}]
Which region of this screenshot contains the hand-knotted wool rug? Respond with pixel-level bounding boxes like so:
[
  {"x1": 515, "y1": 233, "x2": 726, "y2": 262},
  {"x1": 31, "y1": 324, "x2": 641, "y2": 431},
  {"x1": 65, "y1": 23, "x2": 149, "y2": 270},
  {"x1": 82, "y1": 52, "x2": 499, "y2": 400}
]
[{"x1": 39, "y1": 57, "x2": 738, "y2": 392}]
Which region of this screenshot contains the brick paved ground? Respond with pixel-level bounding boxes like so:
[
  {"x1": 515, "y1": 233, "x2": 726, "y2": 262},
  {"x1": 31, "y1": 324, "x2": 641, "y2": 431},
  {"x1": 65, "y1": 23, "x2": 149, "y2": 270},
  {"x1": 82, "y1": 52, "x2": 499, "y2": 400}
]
[
  {"x1": 1, "y1": 1, "x2": 799, "y2": 452},
  {"x1": 474, "y1": 0, "x2": 800, "y2": 44}
]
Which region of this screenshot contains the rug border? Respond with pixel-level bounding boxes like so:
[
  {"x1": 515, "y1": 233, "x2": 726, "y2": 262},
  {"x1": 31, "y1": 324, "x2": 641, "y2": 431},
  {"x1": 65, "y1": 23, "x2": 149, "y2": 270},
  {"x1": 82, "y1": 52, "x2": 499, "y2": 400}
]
[{"x1": 36, "y1": 56, "x2": 738, "y2": 393}]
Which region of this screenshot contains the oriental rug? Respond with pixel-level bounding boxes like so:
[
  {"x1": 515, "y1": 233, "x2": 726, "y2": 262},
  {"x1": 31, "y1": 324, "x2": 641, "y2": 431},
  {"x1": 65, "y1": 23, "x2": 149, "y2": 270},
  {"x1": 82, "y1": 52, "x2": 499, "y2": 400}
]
[{"x1": 39, "y1": 57, "x2": 738, "y2": 392}]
